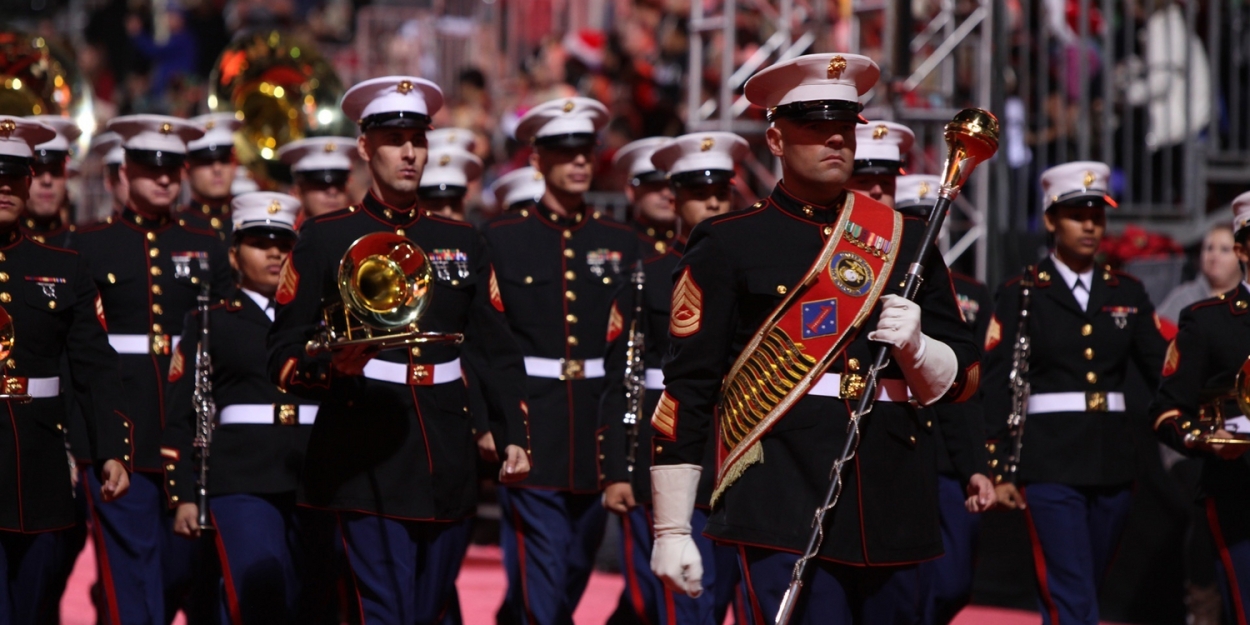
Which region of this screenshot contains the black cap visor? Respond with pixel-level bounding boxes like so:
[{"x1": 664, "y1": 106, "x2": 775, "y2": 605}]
[
  {"x1": 631, "y1": 170, "x2": 667, "y2": 186},
  {"x1": 1047, "y1": 191, "x2": 1115, "y2": 212},
  {"x1": 33, "y1": 149, "x2": 69, "y2": 166},
  {"x1": 853, "y1": 159, "x2": 904, "y2": 176},
  {"x1": 418, "y1": 184, "x2": 468, "y2": 200},
  {"x1": 670, "y1": 169, "x2": 733, "y2": 189},
  {"x1": 233, "y1": 225, "x2": 297, "y2": 242},
  {"x1": 768, "y1": 100, "x2": 866, "y2": 124},
  {"x1": 360, "y1": 112, "x2": 432, "y2": 132},
  {"x1": 534, "y1": 133, "x2": 596, "y2": 149},
  {"x1": 294, "y1": 168, "x2": 350, "y2": 187},
  {"x1": 0, "y1": 155, "x2": 32, "y2": 178},
  {"x1": 126, "y1": 149, "x2": 186, "y2": 169},
  {"x1": 894, "y1": 200, "x2": 936, "y2": 219},
  {"x1": 187, "y1": 145, "x2": 234, "y2": 163}
]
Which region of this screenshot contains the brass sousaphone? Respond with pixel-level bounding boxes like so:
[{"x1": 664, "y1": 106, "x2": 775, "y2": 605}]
[
  {"x1": 0, "y1": 307, "x2": 31, "y2": 402},
  {"x1": 306, "y1": 233, "x2": 463, "y2": 354},
  {"x1": 1186, "y1": 357, "x2": 1250, "y2": 447}
]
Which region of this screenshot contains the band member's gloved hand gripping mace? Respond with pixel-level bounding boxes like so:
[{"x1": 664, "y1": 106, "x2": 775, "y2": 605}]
[{"x1": 775, "y1": 109, "x2": 999, "y2": 625}]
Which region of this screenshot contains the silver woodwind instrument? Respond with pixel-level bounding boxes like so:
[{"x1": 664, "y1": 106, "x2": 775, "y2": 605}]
[
  {"x1": 623, "y1": 260, "x2": 647, "y2": 472},
  {"x1": 192, "y1": 285, "x2": 216, "y2": 531},
  {"x1": 1003, "y1": 269, "x2": 1034, "y2": 483}
]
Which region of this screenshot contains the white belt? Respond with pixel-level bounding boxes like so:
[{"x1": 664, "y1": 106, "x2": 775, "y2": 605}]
[
  {"x1": 1223, "y1": 415, "x2": 1250, "y2": 434},
  {"x1": 523, "y1": 356, "x2": 605, "y2": 380},
  {"x1": 362, "y1": 357, "x2": 462, "y2": 386},
  {"x1": 108, "y1": 333, "x2": 182, "y2": 355},
  {"x1": 2, "y1": 376, "x2": 60, "y2": 399},
  {"x1": 808, "y1": 372, "x2": 912, "y2": 402},
  {"x1": 645, "y1": 369, "x2": 664, "y2": 390},
  {"x1": 218, "y1": 404, "x2": 318, "y2": 426},
  {"x1": 1028, "y1": 391, "x2": 1125, "y2": 414}
]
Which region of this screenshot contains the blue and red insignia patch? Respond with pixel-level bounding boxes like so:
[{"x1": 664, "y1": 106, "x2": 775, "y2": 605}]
[{"x1": 801, "y1": 298, "x2": 839, "y2": 339}]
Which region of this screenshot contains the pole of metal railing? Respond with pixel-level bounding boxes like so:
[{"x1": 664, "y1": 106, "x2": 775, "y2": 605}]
[
  {"x1": 719, "y1": 0, "x2": 735, "y2": 131},
  {"x1": 1076, "y1": 0, "x2": 1091, "y2": 160}
]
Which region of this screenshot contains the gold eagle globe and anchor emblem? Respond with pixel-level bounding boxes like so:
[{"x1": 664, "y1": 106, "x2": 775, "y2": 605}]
[
  {"x1": 0, "y1": 307, "x2": 31, "y2": 402},
  {"x1": 305, "y1": 232, "x2": 463, "y2": 354},
  {"x1": 830, "y1": 252, "x2": 873, "y2": 297}
]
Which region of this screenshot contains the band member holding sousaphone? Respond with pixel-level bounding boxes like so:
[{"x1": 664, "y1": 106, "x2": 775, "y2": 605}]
[
  {"x1": 0, "y1": 115, "x2": 132, "y2": 623},
  {"x1": 276, "y1": 137, "x2": 360, "y2": 220},
  {"x1": 69, "y1": 114, "x2": 234, "y2": 625},
  {"x1": 984, "y1": 162, "x2": 1167, "y2": 625},
  {"x1": 481, "y1": 96, "x2": 643, "y2": 624},
  {"x1": 648, "y1": 54, "x2": 988, "y2": 623},
  {"x1": 600, "y1": 131, "x2": 749, "y2": 625},
  {"x1": 161, "y1": 192, "x2": 336, "y2": 623},
  {"x1": 1149, "y1": 190, "x2": 1250, "y2": 620},
  {"x1": 266, "y1": 75, "x2": 531, "y2": 623},
  {"x1": 182, "y1": 113, "x2": 244, "y2": 240}
]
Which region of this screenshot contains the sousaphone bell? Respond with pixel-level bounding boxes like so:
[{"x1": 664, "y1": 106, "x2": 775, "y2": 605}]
[
  {"x1": 306, "y1": 232, "x2": 462, "y2": 354},
  {"x1": 0, "y1": 307, "x2": 31, "y2": 402}
]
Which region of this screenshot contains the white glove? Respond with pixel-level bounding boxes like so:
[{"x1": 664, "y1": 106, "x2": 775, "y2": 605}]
[
  {"x1": 867, "y1": 294, "x2": 958, "y2": 405},
  {"x1": 650, "y1": 464, "x2": 704, "y2": 597}
]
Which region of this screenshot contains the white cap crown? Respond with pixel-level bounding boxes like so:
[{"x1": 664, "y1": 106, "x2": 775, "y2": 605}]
[
  {"x1": 231, "y1": 191, "x2": 300, "y2": 234},
  {"x1": 1040, "y1": 161, "x2": 1114, "y2": 210}
]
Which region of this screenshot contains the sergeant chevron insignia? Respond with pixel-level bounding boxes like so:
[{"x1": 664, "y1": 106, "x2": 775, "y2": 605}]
[
  {"x1": 1162, "y1": 340, "x2": 1180, "y2": 377},
  {"x1": 489, "y1": 266, "x2": 504, "y2": 312},
  {"x1": 985, "y1": 315, "x2": 1002, "y2": 351},
  {"x1": 606, "y1": 302, "x2": 623, "y2": 342},
  {"x1": 276, "y1": 256, "x2": 299, "y2": 305},
  {"x1": 651, "y1": 391, "x2": 679, "y2": 440},
  {"x1": 670, "y1": 267, "x2": 703, "y2": 337}
]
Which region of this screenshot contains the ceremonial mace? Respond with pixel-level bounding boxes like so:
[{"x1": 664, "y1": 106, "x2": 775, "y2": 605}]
[{"x1": 775, "y1": 108, "x2": 1000, "y2": 625}]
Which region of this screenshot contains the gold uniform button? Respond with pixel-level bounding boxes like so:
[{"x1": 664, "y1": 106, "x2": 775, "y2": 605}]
[
  {"x1": 146, "y1": 232, "x2": 157, "y2": 242},
  {"x1": 564, "y1": 249, "x2": 575, "y2": 259},
  {"x1": 0, "y1": 272, "x2": 8, "y2": 282},
  {"x1": 450, "y1": 280, "x2": 459, "y2": 286},
  {"x1": 152, "y1": 324, "x2": 163, "y2": 333},
  {"x1": 1081, "y1": 324, "x2": 1092, "y2": 336},
  {"x1": 151, "y1": 266, "x2": 162, "y2": 276},
  {"x1": 1084, "y1": 348, "x2": 1094, "y2": 360},
  {"x1": 565, "y1": 290, "x2": 576, "y2": 301},
  {"x1": 47, "y1": 301, "x2": 55, "y2": 309},
  {"x1": 171, "y1": 495, "x2": 179, "y2": 503},
  {"x1": 0, "y1": 293, "x2": 10, "y2": 303},
  {"x1": 1038, "y1": 271, "x2": 1051, "y2": 282},
  {"x1": 56, "y1": 423, "x2": 63, "y2": 431},
  {"x1": 776, "y1": 285, "x2": 787, "y2": 295},
  {"x1": 0, "y1": 252, "x2": 5, "y2": 261},
  {"x1": 987, "y1": 443, "x2": 996, "y2": 453},
  {"x1": 567, "y1": 336, "x2": 579, "y2": 346},
  {"x1": 1086, "y1": 372, "x2": 1098, "y2": 384},
  {"x1": 565, "y1": 270, "x2": 575, "y2": 281},
  {"x1": 152, "y1": 304, "x2": 164, "y2": 315},
  {"x1": 396, "y1": 229, "x2": 405, "y2": 237},
  {"x1": 1181, "y1": 421, "x2": 1192, "y2": 429},
  {"x1": 524, "y1": 276, "x2": 534, "y2": 284},
  {"x1": 149, "y1": 248, "x2": 159, "y2": 258},
  {"x1": 909, "y1": 435, "x2": 916, "y2": 444},
  {"x1": 410, "y1": 347, "x2": 421, "y2": 356},
  {"x1": 169, "y1": 480, "x2": 176, "y2": 486},
  {"x1": 602, "y1": 277, "x2": 611, "y2": 285},
  {"x1": 597, "y1": 434, "x2": 604, "y2": 441},
  {"x1": 5, "y1": 358, "x2": 13, "y2": 369},
  {"x1": 563, "y1": 230, "x2": 573, "y2": 239},
  {"x1": 566, "y1": 314, "x2": 578, "y2": 324},
  {"x1": 656, "y1": 446, "x2": 663, "y2": 454},
  {"x1": 123, "y1": 454, "x2": 130, "y2": 461},
  {"x1": 166, "y1": 464, "x2": 175, "y2": 471},
  {"x1": 152, "y1": 285, "x2": 162, "y2": 295},
  {"x1": 210, "y1": 218, "x2": 221, "y2": 229},
  {"x1": 1238, "y1": 300, "x2": 1249, "y2": 311},
  {"x1": 823, "y1": 226, "x2": 832, "y2": 236},
  {"x1": 848, "y1": 358, "x2": 860, "y2": 371},
  {"x1": 107, "y1": 272, "x2": 117, "y2": 283}
]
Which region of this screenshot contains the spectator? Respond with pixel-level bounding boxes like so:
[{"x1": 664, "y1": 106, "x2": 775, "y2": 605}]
[
  {"x1": 1157, "y1": 224, "x2": 1241, "y2": 323},
  {"x1": 126, "y1": 8, "x2": 198, "y2": 102}
]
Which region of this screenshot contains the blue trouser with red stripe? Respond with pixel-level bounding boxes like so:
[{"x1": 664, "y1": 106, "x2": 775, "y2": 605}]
[
  {"x1": 85, "y1": 470, "x2": 166, "y2": 625},
  {"x1": 617, "y1": 505, "x2": 741, "y2": 625},
  {"x1": 1206, "y1": 496, "x2": 1250, "y2": 625},
  {"x1": 1021, "y1": 482, "x2": 1132, "y2": 625},
  {"x1": 209, "y1": 493, "x2": 339, "y2": 624},
  {"x1": 737, "y1": 547, "x2": 921, "y2": 624},
  {"x1": 917, "y1": 474, "x2": 982, "y2": 625},
  {"x1": 0, "y1": 530, "x2": 62, "y2": 624},
  {"x1": 338, "y1": 512, "x2": 471, "y2": 625},
  {"x1": 496, "y1": 487, "x2": 607, "y2": 625}
]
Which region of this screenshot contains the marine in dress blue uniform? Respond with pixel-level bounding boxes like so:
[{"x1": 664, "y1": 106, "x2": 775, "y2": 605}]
[
  {"x1": 891, "y1": 174, "x2": 993, "y2": 625},
  {"x1": 160, "y1": 192, "x2": 337, "y2": 625},
  {"x1": 984, "y1": 162, "x2": 1167, "y2": 625},
  {"x1": 20, "y1": 116, "x2": 81, "y2": 249},
  {"x1": 88, "y1": 131, "x2": 128, "y2": 217},
  {"x1": 613, "y1": 137, "x2": 677, "y2": 256},
  {"x1": 0, "y1": 116, "x2": 133, "y2": 625},
  {"x1": 68, "y1": 115, "x2": 234, "y2": 625},
  {"x1": 482, "y1": 96, "x2": 644, "y2": 625},
  {"x1": 1149, "y1": 190, "x2": 1250, "y2": 625},
  {"x1": 418, "y1": 137, "x2": 482, "y2": 223},
  {"x1": 601, "y1": 132, "x2": 749, "y2": 625},
  {"x1": 647, "y1": 54, "x2": 989, "y2": 625},
  {"x1": 488, "y1": 166, "x2": 545, "y2": 215},
  {"x1": 276, "y1": 136, "x2": 359, "y2": 220},
  {"x1": 182, "y1": 113, "x2": 243, "y2": 241},
  {"x1": 266, "y1": 76, "x2": 531, "y2": 625}
]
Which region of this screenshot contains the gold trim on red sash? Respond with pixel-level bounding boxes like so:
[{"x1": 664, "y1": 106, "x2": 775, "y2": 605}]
[{"x1": 712, "y1": 193, "x2": 902, "y2": 505}]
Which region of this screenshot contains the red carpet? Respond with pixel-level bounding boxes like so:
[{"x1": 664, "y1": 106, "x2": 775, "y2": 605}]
[{"x1": 60, "y1": 538, "x2": 1119, "y2": 624}]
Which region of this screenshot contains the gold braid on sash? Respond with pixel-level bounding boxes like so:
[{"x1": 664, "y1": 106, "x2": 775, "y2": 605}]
[{"x1": 720, "y1": 327, "x2": 816, "y2": 450}]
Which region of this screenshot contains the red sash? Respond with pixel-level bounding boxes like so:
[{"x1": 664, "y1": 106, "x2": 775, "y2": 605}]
[{"x1": 712, "y1": 193, "x2": 902, "y2": 504}]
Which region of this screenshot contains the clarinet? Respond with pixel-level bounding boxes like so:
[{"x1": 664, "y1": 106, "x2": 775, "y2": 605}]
[
  {"x1": 192, "y1": 284, "x2": 216, "y2": 531},
  {"x1": 1003, "y1": 269, "x2": 1034, "y2": 483},
  {"x1": 623, "y1": 260, "x2": 647, "y2": 473}
]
